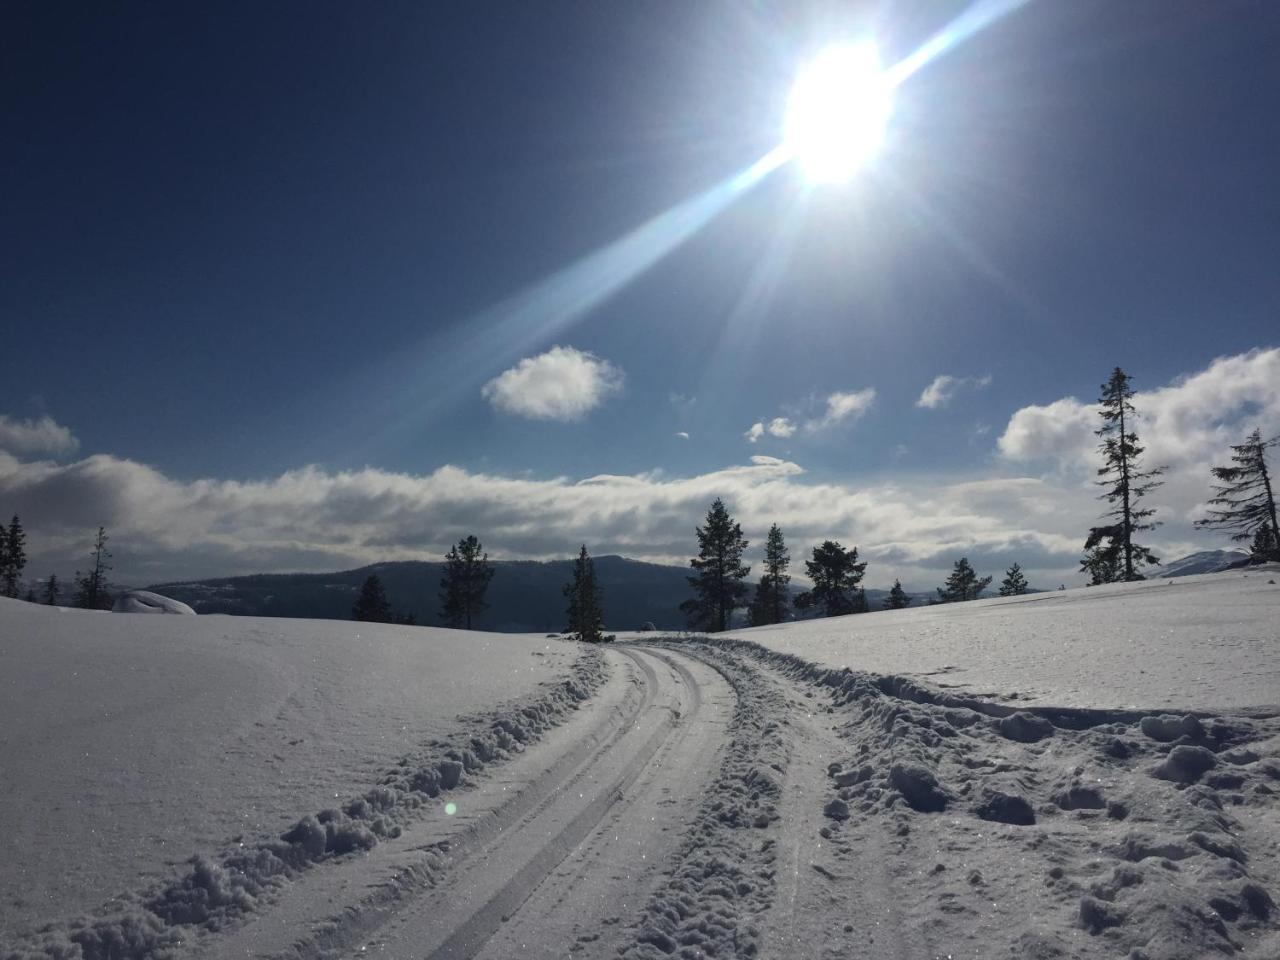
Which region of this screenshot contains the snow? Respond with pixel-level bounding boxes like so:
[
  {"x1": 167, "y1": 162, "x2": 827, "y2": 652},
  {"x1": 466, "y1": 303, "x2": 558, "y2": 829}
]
[
  {"x1": 724, "y1": 566, "x2": 1280, "y2": 711},
  {"x1": 0, "y1": 598, "x2": 597, "y2": 949},
  {"x1": 111, "y1": 590, "x2": 197, "y2": 615}
]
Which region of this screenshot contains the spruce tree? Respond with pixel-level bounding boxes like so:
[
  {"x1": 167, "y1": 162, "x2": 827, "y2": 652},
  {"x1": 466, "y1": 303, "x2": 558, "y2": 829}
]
[
  {"x1": 44, "y1": 574, "x2": 60, "y2": 606},
  {"x1": 795, "y1": 540, "x2": 867, "y2": 618},
  {"x1": 679, "y1": 498, "x2": 750, "y2": 632},
  {"x1": 352, "y1": 574, "x2": 393, "y2": 622},
  {"x1": 936, "y1": 557, "x2": 991, "y2": 603},
  {"x1": 438, "y1": 535, "x2": 495, "y2": 629},
  {"x1": 1249, "y1": 523, "x2": 1279, "y2": 564},
  {"x1": 998, "y1": 563, "x2": 1028, "y2": 596},
  {"x1": 747, "y1": 523, "x2": 791, "y2": 626},
  {"x1": 883, "y1": 579, "x2": 911, "y2": 610},
  {"x1": 1194, "y1": 429, "x2": 1279, "y2": 562},
  {"x1": 1, "y1": 515, "x2": 25, "y2": 598},
  {"x1": 1080, "y1": 545, "x2": 1121, "y2": 585},
  {"x1": 1084, "y1": 368, "x2": 1164, "y2": 581},
  {"x1": 563, "y1": 545, "x2": 605, "y2": 642},
  {"x1": 73, "y1": 527, "x2": 113, "y2": 610}
]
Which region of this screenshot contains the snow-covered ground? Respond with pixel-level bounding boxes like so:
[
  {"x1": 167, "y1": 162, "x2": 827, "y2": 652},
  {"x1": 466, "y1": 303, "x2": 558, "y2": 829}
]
[
  {"x1": 0, "y1": 599, "x2": 598, "y2": 949},
  {"x1": 3, "y1": 568, "x2": 1278, "y2": 960},
  {"x1": 724, "y1": 566, "x2": 1280, "y2": 711}
]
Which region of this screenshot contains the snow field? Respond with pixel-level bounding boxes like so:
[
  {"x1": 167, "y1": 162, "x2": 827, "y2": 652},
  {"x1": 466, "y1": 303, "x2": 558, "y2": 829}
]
[
  {"x1": 727, "y1": 566, "x2": 1280, "y2": 711},
  {"x1": 0, "y1": 599, "x2": 606, "y2": 959}
]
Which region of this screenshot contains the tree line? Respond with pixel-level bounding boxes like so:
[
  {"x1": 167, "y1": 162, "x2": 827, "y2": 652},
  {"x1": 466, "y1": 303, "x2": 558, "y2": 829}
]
[{"x1": 0, "y1": 519, "x2": 116, "y2": 609}]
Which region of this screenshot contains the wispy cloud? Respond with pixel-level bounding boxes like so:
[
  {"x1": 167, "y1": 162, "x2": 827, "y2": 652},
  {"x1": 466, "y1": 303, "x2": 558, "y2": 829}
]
[
  {"x1": 745, "y1": 417, "x2": 796, "y2": 443},
  {"x1": 481, "y1": 345, "x2": 623, "y2": 421},
  {"x1": 916, "y1": 374, "x2": 992, "y2": 410},
  {"x1": 805, "y1": 389, "x2": 876, "y2": 432}
]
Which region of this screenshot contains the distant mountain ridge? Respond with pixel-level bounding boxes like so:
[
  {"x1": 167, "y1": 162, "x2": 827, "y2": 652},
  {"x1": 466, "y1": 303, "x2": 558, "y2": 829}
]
[
  {"x1": 1157, "y1": 549, "x2": 1251, "y2": 578},
  {"x1": 148, "y1": 557, "x2": 919, "y2": 632}
]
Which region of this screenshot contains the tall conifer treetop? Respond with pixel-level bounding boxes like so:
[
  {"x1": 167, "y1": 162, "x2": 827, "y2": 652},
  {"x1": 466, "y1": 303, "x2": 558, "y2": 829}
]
[
  {"x1": 564, "y1": 544, "x2": 606, "y2": 642},
  {"x1": 439, "y1": 535, "x2": 496, "y2": 630},
  {"x1": 748, "y1": 523, "x2": 791, "y2": 627}
]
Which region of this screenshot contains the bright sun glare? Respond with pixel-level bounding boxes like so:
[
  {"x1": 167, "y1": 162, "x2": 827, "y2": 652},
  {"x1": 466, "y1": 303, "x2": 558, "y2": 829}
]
[{"x1": 785, "y1": 43, "x2": 892, "y2": 183}]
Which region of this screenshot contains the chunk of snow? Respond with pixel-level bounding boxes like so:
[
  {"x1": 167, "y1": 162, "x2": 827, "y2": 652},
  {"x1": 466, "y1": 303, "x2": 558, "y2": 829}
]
[{"x1": 112, "y1": 590, "x2": 197, "y2": 615}]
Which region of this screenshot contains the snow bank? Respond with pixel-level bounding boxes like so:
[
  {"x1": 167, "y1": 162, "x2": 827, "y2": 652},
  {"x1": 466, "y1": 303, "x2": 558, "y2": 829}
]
[
  {"x1": 111, "y1": 590, "x2": 196, "y2": 615},
  {"x1": 0, "y1": 598, "x2": 606, "y2": 956},
  {"x1": 725, "y1": 566, "x2": 1280, "y2": 711}
]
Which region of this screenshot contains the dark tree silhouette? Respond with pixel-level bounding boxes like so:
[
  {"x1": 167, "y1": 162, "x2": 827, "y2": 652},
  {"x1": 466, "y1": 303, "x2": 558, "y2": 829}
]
[
  {"x1": 679, "y1": 498, "x2": 750, "y2": 632},
  {"x1": 1083, "y1": 368, "x2": 1164, "y2": 581},
  {"x1": 1080, "y1": 546, "x2": 1121, "y2": 586},
  {"x1": 43, "y1": 574, "x2": 60, "y2": 606},
  {"x1": 998, "y1": 563, "x2": 1029, "y2": 596},
  {"x1": 1, "y1": 514, "x2": 25, "y2": 598},
  {"x1": 795, "y1": 540, "x2": 867, "y2": 618},
  {"x1": 73, "y1": 527, "x2": 113, "y2": 610},
  {"x1": 564, "y1": 545, "x2": 606, "y2": 642},
  {"x1": 936, "y1": 557, "x2": 991, "y2": 603},
  {"x1": 439, "y1": 535, "x2": 495, "y2": 629},
  {"x1": 883, "y1": 579, "x2": 911, "y2": 610},
  {"x1": 1195, "y1": 428, "x2": 1279, "y2": 562},
  {"x1": 352, "y1": 574, "x2": 393, "y2": 622},
  {"x1": 748, "y1": 523, "x2": 791, "y2": 626},
  {"x1": 1250, "y1": 524, "x2": 1279, "y2": 564}
]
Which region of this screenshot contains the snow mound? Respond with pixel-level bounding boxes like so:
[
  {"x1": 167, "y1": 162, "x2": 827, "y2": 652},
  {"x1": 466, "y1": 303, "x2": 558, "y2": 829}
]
[{"x1": 111, "y1": 590, "x2": 197, "y2": 615}]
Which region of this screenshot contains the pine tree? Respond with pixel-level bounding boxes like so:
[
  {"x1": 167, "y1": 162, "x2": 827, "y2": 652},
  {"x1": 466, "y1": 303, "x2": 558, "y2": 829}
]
[
  {"x1": 795, "y1": 540, "x2": 867, "y2": 618},
  {"x1": 1194, "y1": 429, "x2": 1279, "y2": 562},
  {"x1": 352, "y1": 574, "x2": 393, "y2": 622},
  {"x1": 1, "y1": 515, "x2": 26, "y2": 598},
  {"x1": 438, "y1": 535, "x2": 495, "y2": 629},
  {"x1": 1080, "y1": 544, "x2": 1120, "y2": 585},
  {"x1": 998, "y1": 563, "x2": 1028, "y2": 596},
  {"x1": 1084, "y1": 368, "x2": 1164, "y2": 581},
  {"x1": 1249, "y1": 523, "x2": 1278, "y2": 564},
  {"x1": 747, "y1": 524, "x2": 791, "y2": 626},
  {"x1": 679, "y1": 498, "x2": 750, "y2": 632},
  {"x1": 73, "y1": 527, "x2": 113, "y2": 610},
  {"x1": 936, "y1": 557, "x2": 991, "y2": 603},
  {"x1": 564, "y1": 545, "x2": 606, "y2": 642},
  {"x1": 43, "y1": 574, "x2": 60, "y2": 606},
  {"x1": 883, "y1": 579, "x2": 911, "y2": 610}
]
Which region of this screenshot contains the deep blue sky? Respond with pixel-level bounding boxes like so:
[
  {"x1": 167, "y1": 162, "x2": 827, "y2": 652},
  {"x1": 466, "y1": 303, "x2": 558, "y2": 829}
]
[{"x1": 3, "y1": 2, "x2": 1279, "y2": 541}]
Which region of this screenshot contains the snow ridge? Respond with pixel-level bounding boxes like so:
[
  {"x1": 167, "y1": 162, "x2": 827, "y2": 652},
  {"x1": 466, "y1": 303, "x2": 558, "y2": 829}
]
[
  {"x1": 2, "y1": 647, "x2": 608, "y2": 960},
  {"x1": 676, "y1": 633, "x2": 1280, "y2": 959}
]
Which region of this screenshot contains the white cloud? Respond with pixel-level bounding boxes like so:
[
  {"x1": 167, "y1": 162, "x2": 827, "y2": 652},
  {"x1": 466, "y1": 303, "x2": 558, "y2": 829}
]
[
  {"x1": 917, "y1": 374, "x2": 992, "y2": 410},
  {"x1": 806, "y1": 388, "x2": 876, "y2": 432},
  {"x1": 767, "y1": 417, "x2": 796, "y2": 438},
  {"x1": 481, "y1": 345, "x2": 623, "y2": 421},
  {"x1": 675, "y1": 431, "x2": 690, "y2": 440},
  {"x1": 998, "y1": 348, "x2": 1280, "y2": 471},
  {"x1": 744, "y1": 422, "x2": 765, "y2": 443},
  {"x1": 0, "y1": 414, "x2": 79, "y2": 457}
]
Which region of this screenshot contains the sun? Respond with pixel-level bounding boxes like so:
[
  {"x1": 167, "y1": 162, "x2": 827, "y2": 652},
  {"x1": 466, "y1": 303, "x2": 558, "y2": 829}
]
[{"x1": 784, "y1": 43, "x2": 892, "y2": 183}]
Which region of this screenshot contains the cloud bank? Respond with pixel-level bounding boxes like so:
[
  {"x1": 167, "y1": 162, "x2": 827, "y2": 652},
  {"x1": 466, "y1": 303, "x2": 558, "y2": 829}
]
[{"x1": 481, "y1": 345, "x2": 623, "y2": 421}]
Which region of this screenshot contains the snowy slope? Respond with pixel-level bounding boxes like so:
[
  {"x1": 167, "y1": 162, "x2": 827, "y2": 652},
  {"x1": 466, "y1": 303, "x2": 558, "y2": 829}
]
[
  {"x1": 721, "y1": 566, "x2": 1280, "y2": 711},
  {"x1": 0, "y1": 599, "x2": 595, "y2": 941}
]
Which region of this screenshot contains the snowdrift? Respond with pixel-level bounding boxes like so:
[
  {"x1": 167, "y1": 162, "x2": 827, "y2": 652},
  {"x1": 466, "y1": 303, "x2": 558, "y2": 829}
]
[{"x1": 111, "y1": 590, "x2": 197, "y2": 615}]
